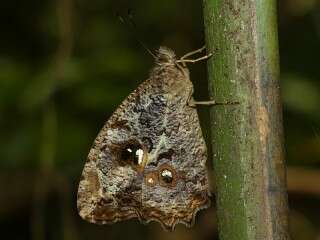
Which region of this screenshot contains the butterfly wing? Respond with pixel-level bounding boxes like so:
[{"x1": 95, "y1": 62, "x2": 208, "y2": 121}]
[
  {"x1": 77, "y1": 80, "x2": 155, "y2": 224},
  {"x1": 139, "y1": 91, "x2": 210, "y2": 231},
  {"x1": 77, "y1": 47, "x2": 210, "y2": 229}
]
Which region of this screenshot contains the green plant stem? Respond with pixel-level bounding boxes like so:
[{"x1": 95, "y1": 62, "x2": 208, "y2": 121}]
[{"x1": 203, "y1": 0, "x2": 290, "y2": 239}]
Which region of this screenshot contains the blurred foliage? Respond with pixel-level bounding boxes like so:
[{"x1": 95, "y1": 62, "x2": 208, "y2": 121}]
[{"x1": 0, "y1": 0, "x2": 319, "y2": 240}]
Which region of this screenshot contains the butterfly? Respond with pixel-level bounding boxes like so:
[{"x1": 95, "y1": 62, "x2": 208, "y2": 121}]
[{"x1": 77, "y1": 46, "x2": 214, "y2": 231}]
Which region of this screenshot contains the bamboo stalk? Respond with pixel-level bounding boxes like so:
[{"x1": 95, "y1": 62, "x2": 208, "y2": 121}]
[{"x1": 203, "y1": 0, "x2": 290, "y2": 239}]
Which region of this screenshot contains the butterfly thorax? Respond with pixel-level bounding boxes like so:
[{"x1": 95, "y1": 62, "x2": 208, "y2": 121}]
[{"x1": 150, "y1": 46, "x2": 193, "y2": 102}]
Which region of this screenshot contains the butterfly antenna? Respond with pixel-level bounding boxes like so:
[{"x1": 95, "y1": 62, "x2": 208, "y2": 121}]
[{"x1": 116, "y1": 9, "x2": 156, "y2": 59}]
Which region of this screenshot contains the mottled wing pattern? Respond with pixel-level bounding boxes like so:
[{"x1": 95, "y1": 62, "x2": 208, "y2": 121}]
[
  {"x1": 77, "y1": 77, "x2": 156, "y2": 224},
  {"x1": 77, "y1": 46, "x2": 210, "y2": 231},
  {"x1": 139, "y1": 93, "x2": 210, "y2": 231}
]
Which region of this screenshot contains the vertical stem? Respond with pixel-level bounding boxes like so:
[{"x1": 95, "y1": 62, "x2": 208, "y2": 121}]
[{"x1": 203, "y1": 0, "x2": 290, "y2": 239}]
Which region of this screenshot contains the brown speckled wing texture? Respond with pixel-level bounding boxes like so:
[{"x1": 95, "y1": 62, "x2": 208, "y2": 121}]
[{"x1": 77, "y1": 46, "x2": 210, "y2": 231}]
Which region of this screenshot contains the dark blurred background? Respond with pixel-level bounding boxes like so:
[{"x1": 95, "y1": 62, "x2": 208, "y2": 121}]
[{"x1": 0, "y1": 0, "x2": 319, "y2": 239}]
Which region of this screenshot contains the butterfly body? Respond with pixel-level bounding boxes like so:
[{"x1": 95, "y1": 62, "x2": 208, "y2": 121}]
[{"x1": 77, "y1": 46, "x2": 210, "y2": 231}]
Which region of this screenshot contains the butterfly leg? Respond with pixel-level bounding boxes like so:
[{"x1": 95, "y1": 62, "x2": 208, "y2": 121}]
[
  {"x1": 176, "y1": 54, "x2": 213, "y2": 65},
  {"x1": 188, "y1": 98, "x2": 239, "y2": 107},
  {"x1": 176, "y1": 46, "x2": 213, "y2": 67},
  {"x1": 180, "y1": 46, "x2": 206, "y2": 60}
]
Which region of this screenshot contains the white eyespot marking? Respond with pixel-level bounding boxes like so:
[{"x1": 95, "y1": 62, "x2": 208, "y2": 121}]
[
  {"x1": 135, "y1": 148, "x2": 144, "y2": 165},
  {"x1": 123, "y1": 145, "x2": 144, "y2": 166},
  {"x1": 161, "y1": 169, "x2": 173, "y2": 183},
  {"x1": 161, "y1": 169, "x2": 172, "y2": 178},
  {"x1": 147, "y1": 177, "x2": 154, "y2": 184}
]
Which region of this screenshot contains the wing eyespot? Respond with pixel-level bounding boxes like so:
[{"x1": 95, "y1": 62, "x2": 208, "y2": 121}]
[{"x1": 158, "y1": 164, "x2": 177, "y2": 188}]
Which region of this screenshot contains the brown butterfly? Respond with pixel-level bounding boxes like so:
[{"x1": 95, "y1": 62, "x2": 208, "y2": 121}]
[{"x1": 77, "y1": 46, "x2": 218, "y2": 231}]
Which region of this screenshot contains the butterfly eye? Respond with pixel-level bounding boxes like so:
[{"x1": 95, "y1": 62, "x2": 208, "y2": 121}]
[{"x1": 121, "y1": 142, "x2": 144, "y2": 165}]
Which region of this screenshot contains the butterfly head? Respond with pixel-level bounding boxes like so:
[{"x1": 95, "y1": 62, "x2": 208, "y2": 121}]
[{"x1": 155, "y1": 46, "x2": 177, "y2": 66}]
